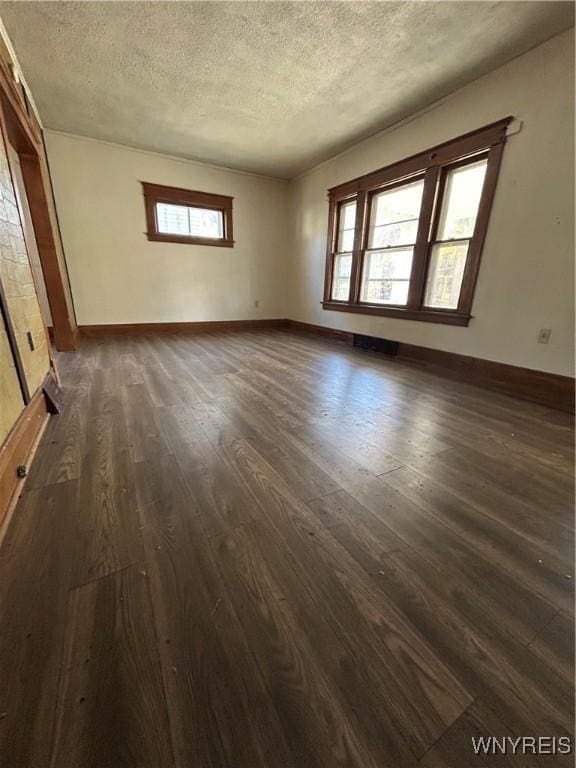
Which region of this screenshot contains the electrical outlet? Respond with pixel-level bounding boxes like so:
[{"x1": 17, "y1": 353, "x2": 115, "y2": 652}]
[
  {"x1": 537, "y1": 328, "x2": 552, "y2": 344},
  {"x1": 254, "y1": 300, "x2": 260, "y2": 309}
]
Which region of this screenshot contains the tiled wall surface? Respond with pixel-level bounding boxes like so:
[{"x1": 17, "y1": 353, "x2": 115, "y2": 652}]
[
  {"x1": 0, "y1": 307, "x2": 24, "y2": 444},
  {"x1": 0, "y1": 132, "x2": 49, "y2": 412},
  {"x1": 8, "y1": 144, "x2": 52, "y2": 326}
]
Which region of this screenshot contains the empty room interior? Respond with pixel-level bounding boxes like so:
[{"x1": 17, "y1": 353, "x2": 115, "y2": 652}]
[{"x1": 0, "y1": 1, "x2": 574, "y2": 766}]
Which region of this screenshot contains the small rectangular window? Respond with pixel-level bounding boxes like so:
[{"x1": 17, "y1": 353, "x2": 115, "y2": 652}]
[
  {"x1": 156, "y1": 202, "x2": 224, "y2": 239},
  {"x1": 142, "y1": 182, "x2": 234, "y2": 247}
]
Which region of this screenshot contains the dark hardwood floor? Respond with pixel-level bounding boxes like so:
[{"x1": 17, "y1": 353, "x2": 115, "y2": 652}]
[{"x1": 0, "y1": 330, "x2": 573, "y2": 767}]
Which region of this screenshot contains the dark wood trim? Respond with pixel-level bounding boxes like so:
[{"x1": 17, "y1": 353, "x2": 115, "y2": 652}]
[
  {"x1": 397, "y1": 343, "x2": 575, "y2": 413},
  {"x1": 323, "y1": 119, "x2": 511, "y2": 327},
  {"x1": 79, "y1": 319, "x2": 289, "y2": 336},
  {"x1": 456, "y1": 143, "x2": 504, "y2": 313},
  {"x1": 407, "y1": 166, "x2": 440, "y2": 309},
  {"x1": 286, "y1": 319, "x2": 354, "y2": 344},
  {"x1": 350, "y1": 190, "x2": 368, "y2": 303},
  {"x1": 328, "y1": 118, "x2": 513, "y2": 199},
  {"x1": 141, "y1": 182, "x2": 233, "y2": 210},
  {"x1": 0, "y1": 56, "x2": 78, "y2": 352},
  {"x1": 141, "y1": 181, "x2": 234, "y2": 247},
  {"x1": 19, "y1": 152, "x2": 79, "y2": 350},
  {"x1": 145, "y1": 232, "x2": 234, "y2": 248},
  {"x1": 0, "y1": 54, "x2": 39, "y2": 154},
  {"x1": 322, "y1": 301, "x2": 471, "y2": 326},
  {"x1": 287, "y1": 320, "x2": 574, "y2": 413},
  {"x1": 0, "y1": 387, "x2": 49, "y2": 534},
  {"x1": 323, "y1": 196, "x2": 339, "y2": 302}
]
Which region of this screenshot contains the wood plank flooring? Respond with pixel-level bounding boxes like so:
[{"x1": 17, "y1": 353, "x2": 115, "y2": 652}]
[{"x1": 0, "y1": 330, "x2": 573, "y2": 767}]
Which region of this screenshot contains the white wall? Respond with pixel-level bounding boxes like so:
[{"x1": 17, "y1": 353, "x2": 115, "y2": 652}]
[
  {"x1": 288, "y1": 29, "x2": 575, "y2": 377},
  {"x1": 45, "y1": 30, "x2": 574, "y2": 377},
  {"x1": 45, "y1": 132, "x2": 290, "y2": 325}
]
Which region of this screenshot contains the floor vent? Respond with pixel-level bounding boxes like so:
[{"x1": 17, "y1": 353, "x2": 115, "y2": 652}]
[{"x1": 353, "y1": 334, "x2": 399, "y2": 357}]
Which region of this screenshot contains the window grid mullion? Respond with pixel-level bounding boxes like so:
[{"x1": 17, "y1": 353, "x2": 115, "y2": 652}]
[
  {"x1": 457, "y1": 141, "x2": 504, "y2": 313},
  {"x1": 406, "y1": 166, "x2": 441, "y2": 310},
  {"x1": 349, "y1": 190, "x2": 368, "y2": 304},
  {"x1": 325, "y1": 200, "x2": 340, "y2": 302}
]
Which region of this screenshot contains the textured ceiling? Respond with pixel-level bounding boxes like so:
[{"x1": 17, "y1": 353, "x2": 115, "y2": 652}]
[{"x1": 0, "y1": 1, "x2": 574, "y2": 178}]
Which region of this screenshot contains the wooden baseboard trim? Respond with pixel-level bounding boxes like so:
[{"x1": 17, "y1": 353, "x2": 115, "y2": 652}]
[
  {"x1": 287, "y1": 320, "x2": 574, "y2": 413},
  {"x1": 0, "y1": 388, "x2": 49, "y2": 535},
  {"x1": 286, "y1": 319, "x2": 354, "y2": 344},
  {"x1": 397, "y1": 344, "x2": 575, "y2": 413},
  {"x1": 72, "y1": 317, "x2": 574, "y2": 412},
  {"x1": 79, "y1": 319, "x2": 289, "y2": 336}
]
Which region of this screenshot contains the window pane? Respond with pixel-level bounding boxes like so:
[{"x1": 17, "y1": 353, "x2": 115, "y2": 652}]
[
  {"x1": 424, "y1": 242, "x2": 469, "y2": 309},
  {"x1": 156, "y1": 202, "x2": 190, "y2": 235},
  {"x1": 331, "y1": 252, "x2": 352, "y2": 301},
  {"x1": 370, "y1": 219, "x2": 419, "y2": 249},
  {"x1": 188, "y1": 207, "x2": 223, "y2": 238},
  {"x1": 156, "y1": 202, "x2": 224, "y2": 239},
  {"x1": 368, "y1": 180, "x2": 424, "y2": 249},
  {"x1": 360, "y1": 247, "x2": 413, "y2": 305},
  {"x1": 337, "y1": 200, "x2": 356, "y2": 252},
  {"x1": 437, "y1": 159, "x2": 487, "y2": 240},
  {"x1": 338, "y1": 228, "x2": 354, "y2": 252}
]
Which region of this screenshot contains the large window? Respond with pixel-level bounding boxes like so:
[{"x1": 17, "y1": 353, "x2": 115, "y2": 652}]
[
  {"x1": 323, "y1": 119, "x2": 511, "y2": 326},
  {"x1": 142, "y1": 182, "x2": 234, "y2": 247}
]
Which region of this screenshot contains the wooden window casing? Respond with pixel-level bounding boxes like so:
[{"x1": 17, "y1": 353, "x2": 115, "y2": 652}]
[
  {"x1": 323, "y1": 118, "x2": 512, "y2": 326},
  {"x1": 142, "y1": 182, "x2": 234, "y2": 247}
]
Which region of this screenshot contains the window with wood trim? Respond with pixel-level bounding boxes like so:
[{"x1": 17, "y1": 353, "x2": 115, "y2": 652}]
[
  {"x1": 142, "y1": 182, "x2": 234, "y2": 247},
  {"x1": 323, "y1": 118, "x2": 511, "y2": 326}
]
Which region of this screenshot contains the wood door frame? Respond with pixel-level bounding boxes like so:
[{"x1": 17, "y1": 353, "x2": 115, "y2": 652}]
[{"x1": 0, "y1": 59, "x2": 78, "y2": 351}]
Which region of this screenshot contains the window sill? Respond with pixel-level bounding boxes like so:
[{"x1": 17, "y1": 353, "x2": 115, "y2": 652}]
[
  {"x1": 146, "y1": 232, "x2": 234, "y2": 247},
  {"x1": 321, "y1": 301, "x2": 471, "y2": 326}
]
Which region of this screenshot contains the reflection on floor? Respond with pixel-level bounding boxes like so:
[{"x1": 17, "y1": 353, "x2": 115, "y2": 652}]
[{"x1": 0, "y1": 330, "x2": 573, "y2": 767}]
